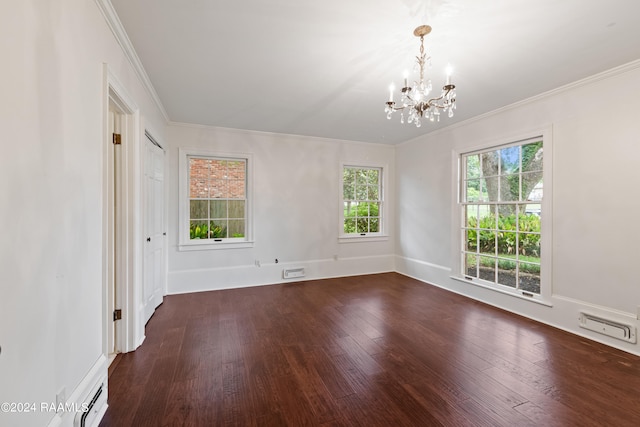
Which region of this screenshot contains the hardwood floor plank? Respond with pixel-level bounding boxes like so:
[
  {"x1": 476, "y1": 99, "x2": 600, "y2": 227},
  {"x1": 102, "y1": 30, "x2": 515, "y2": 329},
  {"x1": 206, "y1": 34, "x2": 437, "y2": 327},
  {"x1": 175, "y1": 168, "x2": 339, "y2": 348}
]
[{"x1": 100, "y1": 273, "x2": 640, "y2": 427}]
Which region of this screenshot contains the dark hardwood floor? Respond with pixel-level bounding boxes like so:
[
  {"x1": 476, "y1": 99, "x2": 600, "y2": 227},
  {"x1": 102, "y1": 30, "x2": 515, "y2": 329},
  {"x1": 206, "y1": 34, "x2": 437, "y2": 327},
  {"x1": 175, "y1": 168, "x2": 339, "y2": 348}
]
[{"x1": 100, "y1": 273, "x2": 640, "y2": 426}]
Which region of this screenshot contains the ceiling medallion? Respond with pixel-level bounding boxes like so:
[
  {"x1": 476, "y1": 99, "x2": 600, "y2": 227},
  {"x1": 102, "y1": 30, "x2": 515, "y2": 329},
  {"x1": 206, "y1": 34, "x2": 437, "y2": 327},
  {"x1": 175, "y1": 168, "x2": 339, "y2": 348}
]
[{"x1": 385, "y1": 25, "x2": 456, "y2": 127}]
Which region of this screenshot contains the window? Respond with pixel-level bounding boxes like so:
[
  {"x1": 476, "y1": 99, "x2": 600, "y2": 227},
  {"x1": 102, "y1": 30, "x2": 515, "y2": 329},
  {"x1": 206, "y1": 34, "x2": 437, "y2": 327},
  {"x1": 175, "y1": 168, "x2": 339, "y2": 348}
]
[
  {"x1": 459, "y1": 136, "x2": 548, "y2": 298},
  {"x1": 341, "y1": 166, "x2": 383, "y2": 237},
  {"x1": 179, "y1": 150, "x2": 252, "y2": 250}
]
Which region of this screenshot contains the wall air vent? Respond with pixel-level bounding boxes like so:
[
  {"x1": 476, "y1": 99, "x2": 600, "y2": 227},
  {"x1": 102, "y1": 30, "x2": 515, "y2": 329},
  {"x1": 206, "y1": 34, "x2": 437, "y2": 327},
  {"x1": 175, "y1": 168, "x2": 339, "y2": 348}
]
[
  {"x1": 283, "y1": 268, "x2": 305, "y2": 279},
  {"x1": 579, "y1": 312, "x2": 636, "y2": 343}
]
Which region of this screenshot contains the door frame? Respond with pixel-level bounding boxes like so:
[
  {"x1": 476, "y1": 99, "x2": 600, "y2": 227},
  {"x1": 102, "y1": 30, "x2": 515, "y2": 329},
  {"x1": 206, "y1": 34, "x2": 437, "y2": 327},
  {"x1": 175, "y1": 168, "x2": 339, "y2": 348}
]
[{"x1": 102, "y1": 64, "x2": 145, "y2": 357}]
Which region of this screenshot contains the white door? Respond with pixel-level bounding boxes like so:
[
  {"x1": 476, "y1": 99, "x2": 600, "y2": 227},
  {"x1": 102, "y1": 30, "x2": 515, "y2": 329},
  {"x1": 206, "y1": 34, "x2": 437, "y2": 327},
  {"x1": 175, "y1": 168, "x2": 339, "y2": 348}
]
[{"x1": 143, "y1": 135, "x2": 165, "y2": 323}]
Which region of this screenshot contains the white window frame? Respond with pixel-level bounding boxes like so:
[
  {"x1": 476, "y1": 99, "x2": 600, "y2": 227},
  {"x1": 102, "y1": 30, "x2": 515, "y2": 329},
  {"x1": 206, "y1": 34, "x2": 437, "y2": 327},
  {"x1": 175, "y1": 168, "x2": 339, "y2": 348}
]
[
  {"x1": 178, "y1": 148, "x2": 253, "y2": 251},
  {"x1": 451, "y1": 128, "x2": 553, "y2": 305},
  {"x1": 339, "y1": 163, "x2": 389, "y2": 243}
]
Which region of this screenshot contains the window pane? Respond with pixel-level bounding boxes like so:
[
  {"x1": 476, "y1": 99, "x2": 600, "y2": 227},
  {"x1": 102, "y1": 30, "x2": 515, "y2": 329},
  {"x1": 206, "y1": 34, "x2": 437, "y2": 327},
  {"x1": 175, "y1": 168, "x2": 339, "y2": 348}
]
[
  {"x1": 343, "y1": 182, "x2": 355, "y2": 200},
  {"x1": 465, "y1": 179, "x2": 481, "y2": 202},
  {"x1": 522, "y1": 173, "x2": 543, "y2": 201},
  {"x1": 478, "y1": 205, "x2": 495, "y2": 228},
  {"x1": 356, "y1": 184, "x2": 368, "y2": 200},
  {"x1": 497, "y1": 258, "x2": 517, "y2": 288},
  {"x1": 525, "y1": 203, "x2": 541, "y2": 217},
  {"x1": 522, "y1": 141, "x2": 543, "y2": 172},
  {"x1": 368, "y1": 185, "x2": 379, "y2": 200},
  {"x1": 465, "y1": 154, "x2": 481, "y2": 179},
  {"x1": 228, "y1": 200, "x2": 245, "y2": 219},
  {"x1": 367, "y1": 169, "x2": 380, "y2": 185},
  {"x1": 229, "y1": 179, "x2": 245, "y2": 198},
  {"x1": 209, "y1": 221, "x2": 227, "y2": 239},
  {"x1": 189, "y1": 158, "x2": 210, "y2": 198},
  {"x1": 478, "y1": 256, "x2": 496, "y2": 283},
  {"x1": 226, "y1": 160, "x2": 246, "y2": 178},
  {"x1": 209, "y1": 179, "x2": 228, "y2": 198},
  {"x1": 464, "y1": 205, "x2": 478, "y2": 228},
  {"x1": 498, "y1": 232, "x2": 517, "y2": 257},
  {"x1": 518, "y1": 232, "x2": 541, "y2": 257},
  {"x1": 190, "y1": 200, "x2": 208, "y2": 219},
  {"x1": 465, "y1": 253, "x2": 478, "y2": 278},
  {"x1": 228, "y1": 220, "x2": 245, "y2": 238},
  {"x1": 369, "y1": 202, "x2": 380, "y2": 217},
  {"x1": 482, "y1": 177, "x2": 498, "y2": 202},
  {"x1": 519, "y1": 262, "x2": 540, "y2": 294},
  {"x1": 370, "y1": 217, "x2": 379, "y2": 232},
  {"x1": 343, "y1": 168, "x2": 355, "y2": 185},
  {"x1": 210, "y1": 200, "x2": 227, "y2": 219},
  {"x1": 500, "y1": 174, "x2": 520, "y2": 201},
  {"x1": 344, "y1": 218, "x2": 356, "y2": 234},
  {"x1": 464, "y1": 229, "x2": 477, "y2": 252},
  {"x1": 190, "y1": 220, "x2": 209, "y2": 240},
  {"x1": 356, "y1": 218, "x2": 368, "y2": 233},
  {"x1": 499, "y1": 146, "x2": 520, "y2": 175},
  {"x1": 478, "y1": 229, "x2": 496, "y2": 253}
]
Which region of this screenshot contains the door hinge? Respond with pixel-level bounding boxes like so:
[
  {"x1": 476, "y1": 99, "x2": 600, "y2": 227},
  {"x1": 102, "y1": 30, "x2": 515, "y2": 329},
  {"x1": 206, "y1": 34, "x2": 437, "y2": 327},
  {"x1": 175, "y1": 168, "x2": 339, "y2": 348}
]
[
  {"x1": 113, "y1": 309, "x2": 122, "y2": 321},
  {"x1": 112, "y1": 133, "x2": 122, "y2": 145}
]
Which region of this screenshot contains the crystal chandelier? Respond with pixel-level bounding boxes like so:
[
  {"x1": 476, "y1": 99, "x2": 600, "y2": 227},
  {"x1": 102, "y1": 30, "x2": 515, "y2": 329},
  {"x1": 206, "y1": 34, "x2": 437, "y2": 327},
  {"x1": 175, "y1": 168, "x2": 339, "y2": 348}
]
[{"x1": 385, "y1": 25, "x2": 456, "y2": 127}]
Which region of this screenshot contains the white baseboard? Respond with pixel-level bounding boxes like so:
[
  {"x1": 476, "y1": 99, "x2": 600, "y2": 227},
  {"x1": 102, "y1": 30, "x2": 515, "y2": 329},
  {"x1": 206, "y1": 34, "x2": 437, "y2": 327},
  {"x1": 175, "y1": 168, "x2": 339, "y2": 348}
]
[
  {"x1": 47, "y1": 355, "x2": 108, "y2": 427},
  {"x1": 168, "y1": 254, "x2": 395, "y2": 294},
  {"x1": 395, "y1": 255, "x2": 640, "y2": 357}
]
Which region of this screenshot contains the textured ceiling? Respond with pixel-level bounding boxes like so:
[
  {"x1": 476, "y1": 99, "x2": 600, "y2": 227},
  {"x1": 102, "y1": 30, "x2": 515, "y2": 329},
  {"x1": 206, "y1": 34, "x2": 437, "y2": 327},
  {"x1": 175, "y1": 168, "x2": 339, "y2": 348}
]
[{"x1": 110, "y1": 0, "x2": 640, "y2": 144}]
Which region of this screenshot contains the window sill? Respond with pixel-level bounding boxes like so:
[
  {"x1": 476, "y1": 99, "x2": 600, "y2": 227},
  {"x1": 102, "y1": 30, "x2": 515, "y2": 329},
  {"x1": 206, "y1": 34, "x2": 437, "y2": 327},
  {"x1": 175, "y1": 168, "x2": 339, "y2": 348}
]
[
  {"x1": 338, "y1": 235, "x2": 389, "y2": 244},
  {"x1": 449, "y1": 275, "x2": 553, "y2": 307},
  {"x1": 178, "y1": 240, "x2": 255, "y2": 251}
]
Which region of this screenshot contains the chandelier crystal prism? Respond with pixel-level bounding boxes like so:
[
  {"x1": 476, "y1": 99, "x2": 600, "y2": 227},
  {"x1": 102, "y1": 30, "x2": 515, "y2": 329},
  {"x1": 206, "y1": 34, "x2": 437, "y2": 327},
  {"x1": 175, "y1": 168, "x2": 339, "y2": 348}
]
[{"x1": 385, "y1": 25, "x2": 456, "y2": 128}]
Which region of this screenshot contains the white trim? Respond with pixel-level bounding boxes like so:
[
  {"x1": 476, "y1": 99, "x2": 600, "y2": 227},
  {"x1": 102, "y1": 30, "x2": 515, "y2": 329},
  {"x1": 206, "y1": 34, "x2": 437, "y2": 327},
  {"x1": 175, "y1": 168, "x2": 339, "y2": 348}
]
[
  {"x1": 396, "y1": 255, "x2": 452, "y2": 272},
  {"x1": 103, "y1": 64, "x2": 145, "y2": 355},
  {"x1": 398, "y1": 59, "x2": 640, "y2": 147},
  {"x1": 338, "y1": 235, "x2": 389, "y2": 244},
  {"x1": 94, "y1": 0, "x2": 169, "y2": 123},
  {"x1": 168, "y1": 254, "x2": 396, "y2": 294},
  {"x1": 450, "y1": 125, "x2": 553, "y2": 303},
  {"x1": 339, "y1": 162, "x2": 388, "y2": 239},
  {"x1": 169, "y1": 120, "x2": 394, "y2": 148},
  {"x1": 178, "y1": 148, "x2": 254, "y2": 249},
  {"x1": 46, "y1": 355, "x2": 108, "y2": 427}
]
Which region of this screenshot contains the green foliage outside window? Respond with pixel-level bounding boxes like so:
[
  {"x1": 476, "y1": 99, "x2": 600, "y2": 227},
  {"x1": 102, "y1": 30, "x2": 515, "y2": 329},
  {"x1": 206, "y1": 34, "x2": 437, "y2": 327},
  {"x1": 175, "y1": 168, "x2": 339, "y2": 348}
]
[{"x1": 466, "y1": 213, "x2": 540, "y2": 256}]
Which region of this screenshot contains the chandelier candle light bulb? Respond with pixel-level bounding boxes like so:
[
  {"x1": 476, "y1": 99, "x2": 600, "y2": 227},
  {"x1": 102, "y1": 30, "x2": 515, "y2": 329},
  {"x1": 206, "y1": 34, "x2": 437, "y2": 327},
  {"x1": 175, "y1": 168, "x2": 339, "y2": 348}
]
[{"x1": 385, "y1": 25, "x2": 457, "y2": 128}]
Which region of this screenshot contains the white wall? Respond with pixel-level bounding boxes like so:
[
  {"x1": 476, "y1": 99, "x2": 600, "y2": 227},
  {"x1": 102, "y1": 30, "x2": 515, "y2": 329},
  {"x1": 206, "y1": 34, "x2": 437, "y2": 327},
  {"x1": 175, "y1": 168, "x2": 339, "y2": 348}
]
[
  {"x1": 166, "y1": 125, "x2": 396, "y2": 294},
  {"x1": 0, "y1": 1, "x2": 166, "y2": 426},
  {"x1": 395, "y1": 62, "x2": 640, "y2": 356}
]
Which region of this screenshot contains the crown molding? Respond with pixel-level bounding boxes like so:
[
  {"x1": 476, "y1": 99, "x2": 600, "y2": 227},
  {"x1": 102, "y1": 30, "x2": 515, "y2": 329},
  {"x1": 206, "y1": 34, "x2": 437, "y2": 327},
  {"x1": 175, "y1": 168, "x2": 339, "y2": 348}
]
[
  {"x1": 399, "y1": 58, "x2": 640, "y2": 147},
  {"x1": 94, "y1": 0, "x2": 170, "y2": 123}
]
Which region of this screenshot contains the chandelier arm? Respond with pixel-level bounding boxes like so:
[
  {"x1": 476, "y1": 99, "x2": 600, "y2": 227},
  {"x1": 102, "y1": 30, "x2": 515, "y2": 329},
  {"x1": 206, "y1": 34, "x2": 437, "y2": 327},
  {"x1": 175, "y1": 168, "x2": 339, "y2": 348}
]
[{"x1": 425, "y1": 86, "x2": 456, "y2": 108}]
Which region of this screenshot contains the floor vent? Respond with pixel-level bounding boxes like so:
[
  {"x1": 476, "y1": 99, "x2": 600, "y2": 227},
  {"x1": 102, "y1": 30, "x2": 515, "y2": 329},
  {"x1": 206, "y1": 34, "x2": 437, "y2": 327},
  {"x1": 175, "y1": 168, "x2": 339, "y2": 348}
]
[
  {"x1": 283, "y1": 267, "x2": 305, "y2": 279},
  {"x1": 579, "y1": 312, "x2": 636, "y2": 343},
  {"x1": 74, "y1": 382, "x2": 106, "y2": 427}
]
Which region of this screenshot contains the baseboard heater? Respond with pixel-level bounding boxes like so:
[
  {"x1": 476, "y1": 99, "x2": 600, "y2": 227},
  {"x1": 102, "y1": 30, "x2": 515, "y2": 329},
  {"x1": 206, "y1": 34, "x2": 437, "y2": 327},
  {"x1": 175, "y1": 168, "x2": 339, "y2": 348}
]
[
  {"x1": 283, "y1": 267, "x2": 305, "y2": 279},
  {"x1": 579, "y1": 312, "x2": 636, "y2": 343}
]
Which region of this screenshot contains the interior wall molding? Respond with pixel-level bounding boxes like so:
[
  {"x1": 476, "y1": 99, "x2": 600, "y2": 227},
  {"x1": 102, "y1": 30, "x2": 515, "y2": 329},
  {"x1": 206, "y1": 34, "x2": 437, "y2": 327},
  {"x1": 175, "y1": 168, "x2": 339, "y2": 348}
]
[
  {"x1": 398, "y1": 58, "x2": 640, "y2": 147},
  {"x1": 94, "y1": 0, "x2": 170, "y2": 123}
]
